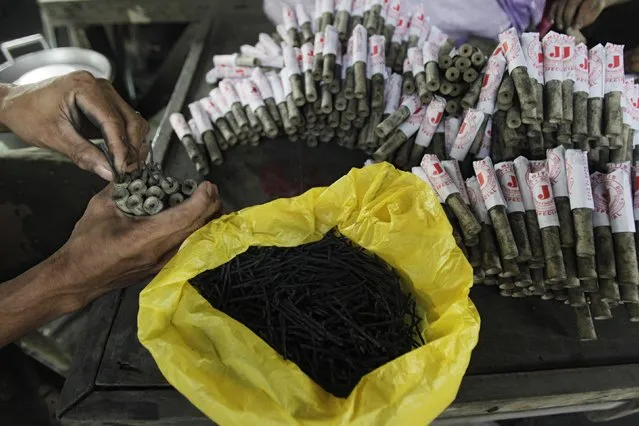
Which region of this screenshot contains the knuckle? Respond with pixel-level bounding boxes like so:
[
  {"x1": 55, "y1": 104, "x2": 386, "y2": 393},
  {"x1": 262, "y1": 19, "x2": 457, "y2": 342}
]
[{"x1": 70, "y1": 70, "x2": 96, "y2": 84}]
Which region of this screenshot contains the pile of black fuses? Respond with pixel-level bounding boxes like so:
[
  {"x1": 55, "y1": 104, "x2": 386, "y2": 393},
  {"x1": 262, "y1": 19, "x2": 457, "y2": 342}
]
[{"x1": 189, "y1": 231, "x2": 424, "y2": 398}]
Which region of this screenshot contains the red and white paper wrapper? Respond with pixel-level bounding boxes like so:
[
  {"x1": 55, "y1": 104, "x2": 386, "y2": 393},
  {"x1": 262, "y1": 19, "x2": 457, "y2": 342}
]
[
  {"x1": 443, "y1": 160, "x2": 470, "y2": 204},
  {"x1": 427, "y1": 25, "x2": 448, "y2": 48},
  {"x1": 498, "y1": 27, "x2": 527, "y2": 74},
  {"x1": 353, "y1": 24, "x2": 368, "y2": 63},
  {"x1": 242, "y1": 78, "x2": 265, "y2": 112},
  {"x1": 266, "y1": 72, "x2": 285, "y2": 104},
  {"x1": 591, "y1": 172, "x2": 611, "y2": 227},
  {"x1": 606, "y1": 168, "x2": 636, "y2": 233},
  {"x1": 562, "y1": 34, "x2": 576, "y2": 83},
  {"x1": 210, "y1": 87, "x2": 231, "y2": 114},
  {"x1": 188, "y1": 101, "x2": 213, "y2": 134},
  {"x1": 282, "y1": 43, "x2": 302, "y2": 75},
  {"x1": 546, "y1": 146, "x2": 569, "y2": 198},
  {"x1": 383, "y1": 73, "x2": 402, "y2": 115},
  {"x1": 392, "y1": 14, "x2": 410, "y2": 43},
  {"x1": 449, "y1": 110, "x2": 485, "y2": 161},
  {"x1": 477, "y1": 51, "x2": 507, "y2": 115},
  {"x1": 213, "y1": 53, "x2": 238, "y2": 67},
  {"x1": 466, "y1": 177, "x2": 492, "y2": 225},
  {"x1": 632, "y1": 84, "x2": 639, "y2": 132},
  {"x1": 542, "y1": 31, "x2": 564, "y2": 82},
  {"x1": 369, "y1": 34, "x2": 386, "y2": 76},
  {"x1": 623, "y1": 77, "x2": 634, "y2": 126},
  {"x1": 386, "y1": 0, "x2": 401, "y2": 27},
  {"x1": 280, "y1": 68, "x2": 293, "y2": 97},
  {"x1": 528, "y1": 169, "x2": 560, "y2": 228},
  {"x1": 606, "y1": 161, "x2": 632, "y2": 176},
  {"x1": 444, "y1": 116, "x2": 461, "y2": 156},
  {"x1": 521, "y1": 32, "x2": 544, "y2": 83},
  {"x1": 495, "y1": 161, "x2": 525, "y2": 213},
  {"x1": 530, "y1": 160, "x2": 547, "y2": 172},
  {"x1": 324, "y1": 25, "x2": 339, "y2": 57},
  {"x1": 283, "y1": 6, "x2": 298, "y2": 31},
  {"x1": 421, "y1": 154, "x2": 460, "y2": 201},
  {"x1": 408, "y1": 47, "x2": 425, "y2": 75},
  {"x1": 513, "y1": 156, "x2": 536, "y2": 211},
  {"x1": 233, "y1": 79, "x2": 249, "y2": 107},
  {"x1": 412, "y1": 166, "x2": 442, "y2": 203},
  {"x1": 301, "y1": 42, "x2": 315, "y2": 73},
  {"x1": 352, "y1": 0, "x2": 366, "y2": 15},
  {"x1": 604, "y1": 42, "x2": 624, "y2": 94},
  {"x1": 240, "y1": 44, "x2": 267, "y2": 59},
  {"x1": 565, "y1": 149, "x2": 594, "y2": 210},
  {"x1": 200, "y1": 97, "x2": 223, "y2": 122},
  {"x1": 188, "y1": 118, "x2": 202, "y2": 144},
  {"x1": 169, "y1": 113, "x2": 191, "y2": 140},
  {"x1": 415, "y1": 95, "x2": 446, "y2": 147},
  {"x1": 320, "y1": 0, "x2": 335, "y2": 15},
  {"x1": 574, "y1": 43, "x2": 589, "y2": 93},
  {"x1": 588, "y1": 44, "x2": 605, "y2": 98},
  {"x1": 408, "y1": 4, "x2": 430, "y2": 46},
  {"x1": 314, "y1": 31, "x2": 325, "y2": 57},
  {"x1": 400, "y1": 93, "x2": 421, "y2": 115},
  {"x1": 296, "y1": 4, "x2": 311, "y2": 26},
  {"x1": 336, "y1": 0, "x2": 352, "y2": 12},
  {"x1": 207, "y1": 66, "x2": 253, "y2": 82},
  {"x1": 477, "y1": 117, "x2": 493, "y2": 160},
  {"x1": 276, "y1": 25, "x2": 293, "y2": 45},
  {"x1": 344, "y1": 36, "x2": 353, "y2": 69},
  {"x1": 398, "y1": 105, "x2": 427, "y2": 138},
  {"x1": 634, "y1": 163, "x2": 639, "y2": 220},
  {"x1": 251, "y1": 68, "x2": 274, "y2": 100},
  {"x1": 422, "y1": 40, "x2": 439, "y2": 64},
  {"x1": 219, "y1": 79, "x2": 241, "y2": 105},
  {"x1": 259, "y1": 33, "x2": 281, "y2": 56},
  {"x1": 473, "y1": 157, "x2": 507, "y2": 210}
]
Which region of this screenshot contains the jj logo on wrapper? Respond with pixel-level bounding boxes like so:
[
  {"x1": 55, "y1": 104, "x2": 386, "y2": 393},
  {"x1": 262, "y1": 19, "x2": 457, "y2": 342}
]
[
  {"x1": 606, "y1": 169, "x2": 636, "y2": 233},
  {"x1": 412, "y1": 166, "x2": 443, "y2": 203},
  {"x1": 353, "y1": 25, "x2": 368, "y2": 64},
  {"x1": 591, "y1": 172, "x2": 611, "y2": 227},
  {"x1": 574, "y1": 43, "x2": 589, "y2": 93},
  {"x1": 498, "y1": 28, "x2": 527, "y2": 73},
  {"x1": 415, "y1": 96, "x2": 446, "y2": 147},
  {"x1": 301, "y1": 43, "x2": 315, "y2": 72},
  {"x1": 421, "y1": 154, "x2": 460, "y2": 201},
  {"x1": 473, "y1": 157, "x2": 507, "y2": 210},
  {"x1": 477, "y1": 52, "x2": 507, "y2": 115},
  {"x1": 314, "y1": 32, "x2": 325, "y2": 56},
  {"x1": 243, "y1": 79, "x2": 265, "y2": 111},
  {"x1": 605, "y1": 43, "x2": 624, "y2": 94},
  {"x1": 442, "y1": 160, "x2": 470, "y2": 204},
  {"x1": 409, "y1": 5, "x2": 430, "y2": 42},
  {"x1": 528, "y1": 169, "x2": 560, "y2": 228},
  {"x1": 565, "y1": 149, "x2": 594, "y2": 210},
  {"x1": 562, "y1": 34, "x2": 576, "y2": 82},
  {"x1": 392, "y1": 14, "x2": 409, "y2": 43},
  {"x1": 546, "y1": 146, "x2": 569, "y2": 198},
  {"x1": 169, "y1": 113, "x2": 191, "y2": 140},
  {"x1": 449, "y1": 110, "x2": 484, "y2": 161},
  {"x1": 542, "y1": 31, "x2": 564, "y2": 82},
  {"x1": 521, "y1": 32, "x2": 544, "y2": 83},
  {"x1": 466, "y1": 177, "x2": 491, "y2": 224},
  {"x1": 495, "y1": 161, "x2": 525, "y2": 213},
  {"x1": 398, "y1": 106, "x2": 427, "y2": 137},
  {"x1": 513, "y1": 156, "x2": 536, "y2": 211},
  {"x1": 386, "y1": 0, "x2": 401, "y2": 26},
  {"x1": 589, "y1": 44, "x2": 605, "y2": 98},
  {"x1": 370, "y1": 35, "x2": 386, "y2": 75}
]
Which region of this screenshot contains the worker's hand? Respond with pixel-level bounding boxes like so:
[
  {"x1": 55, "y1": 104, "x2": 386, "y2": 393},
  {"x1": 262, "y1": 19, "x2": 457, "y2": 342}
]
[
  {"x1": 625, "y1": 47, "x2": 639, "y2": 73},
  {"x1": 0, "y1": 71, "x2": 149, "y2": 181},
  {"x1": 548, "y1": 0, "x2": 607, "y2": 30},
  {"x1": 55, "y1": 180, "x2": 221, "y2": 307}
]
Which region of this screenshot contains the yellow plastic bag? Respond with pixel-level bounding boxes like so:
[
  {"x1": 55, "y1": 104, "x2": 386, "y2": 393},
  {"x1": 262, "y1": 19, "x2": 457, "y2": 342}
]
[{"x1": 138, "y1": 162, "x2": 480, "y2": 426}]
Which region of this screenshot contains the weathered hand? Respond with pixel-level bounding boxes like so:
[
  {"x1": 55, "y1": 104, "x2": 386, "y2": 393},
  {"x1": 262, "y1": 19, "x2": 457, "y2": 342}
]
[
  {"x1": 548, "y1": 0, "x2": 607, "y2": 30},
  {"x1": 0, "y1": 71, "x2": 149, "y2": 181}
]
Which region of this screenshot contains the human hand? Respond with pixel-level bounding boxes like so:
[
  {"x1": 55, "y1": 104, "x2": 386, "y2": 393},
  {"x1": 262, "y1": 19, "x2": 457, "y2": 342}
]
[
  {"x1": 625, "y1": 47, "x2": 639, "y2": 73},
  {"x1": 0, "y1": 71, "x2": 149, "y2": 181},
  {"x1": 548, "y1": 0, "x2": 607, "y2": 30},
  {"x1": 56, "y1": 180, "x2": 221, "y2": 307}
]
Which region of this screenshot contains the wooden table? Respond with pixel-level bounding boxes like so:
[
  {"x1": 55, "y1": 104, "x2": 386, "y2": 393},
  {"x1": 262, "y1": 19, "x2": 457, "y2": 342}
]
[{"x1": 58, "y1": 8, "x2": 639, "y2": 426}]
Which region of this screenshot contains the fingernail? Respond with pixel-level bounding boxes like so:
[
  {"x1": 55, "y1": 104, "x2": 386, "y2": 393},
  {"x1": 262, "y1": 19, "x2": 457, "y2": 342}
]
[{"x1": 95, "y1": 164, "x2": 114, "y2": 181}]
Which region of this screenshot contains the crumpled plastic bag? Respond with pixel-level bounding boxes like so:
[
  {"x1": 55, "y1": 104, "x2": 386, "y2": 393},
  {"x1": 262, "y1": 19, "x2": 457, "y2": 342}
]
[{"x1": 138, "y1": 162, "x2": 480, "y2": 426}]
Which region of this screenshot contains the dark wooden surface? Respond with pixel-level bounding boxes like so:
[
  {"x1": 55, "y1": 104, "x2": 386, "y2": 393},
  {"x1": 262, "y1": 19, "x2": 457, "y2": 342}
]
[{"x1": 59, "y1": 5, "x2": 639, "y2": 425}]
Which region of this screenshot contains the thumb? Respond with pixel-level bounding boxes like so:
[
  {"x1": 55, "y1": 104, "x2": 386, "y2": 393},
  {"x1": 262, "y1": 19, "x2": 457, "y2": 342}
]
[{"x1": 61, "y1": 125, "x2": 114, "y2": 181}]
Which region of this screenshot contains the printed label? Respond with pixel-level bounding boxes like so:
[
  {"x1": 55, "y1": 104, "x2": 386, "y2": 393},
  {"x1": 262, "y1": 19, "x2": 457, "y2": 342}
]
[
  {"x1": 324, "y1": 25, "x2": 339, "y2": 56},
  {"x1": 282, "y1": 43, "x2": 301, "y2": 74},
  {"x1": 251, "y1": 68, "x2": 274, "y2": 99},
  {"x1": 605, "y1": 42, "x2": 624, "y2": 94},
  {"x1": 401, "y1": 93, "x2": 421, "y2": 114},
  {"x1": 546, "y1": 146, "x2": 569, "y2": 198},
  {"x1": 513, "y1": 156, "x2": 535, "y2": 211},
  {"x1": 200, "y1": 97, "x2": 222, "y2": 121},
  {"x1": 473, "y1": 157, "x2": 507, "y2": 210},
  {"x1": 449, "y1": 110, "x2": 484, "y2": 161},
  {"x1": 422, "y1": 40, "x2": 439, "y2": 64},
  {"x1": 210, "y1": 87, "x2": 231, "y2": 113},
  {"x1": 589, "y1": 44, "x2": 605, "y2": 98},
  {"x1": 213, "y1": 53, "x2": 237, "y2": 67},
  {"x1": 392, "y1": 14, "x2": 409, "y2": 43},
  {"x1": 495, "y1": 161, "x2": 525, "y2": 213},
  {"x1": 574, "y1": 43, "x2": 589, "y2": 93},
  {"x1": 607, "y1": 169, "x2": 636, "y2": 233},
  {"x1": 562, "y1": 34, "x2": 576, "y2": 82},
  {"x1": 565, "y1": 149, "x2": 594, "y2": 209},
  {"x1": 353, "y1": 25, "x2": 367, "y2": 63},
  {"x1": 427, "y1": 25, "x2": 448, "y2": 47},
  {"x1": 530, "y1": 159, "x2": 546, "y2": 172},
  {"x1": 266, "y1": 72, "x2": 285, "y2": 103},
  {"x1": 409, "y1": 5, "x2": 428, "y2": 38},
  {"x1": 283, "y1": 6, "x2": 298, "y2": 30},
  {"x1": 421, "y1": 154, "x2": 460, "y2": 201},
  {"x1": 623, "y1": 77, "x2": 635, "y2": 126},
  {"x1": 408, "y1": 46, "x2": 424, "y2": 74},
  {"x1": 219, "y1": 79, "x2": 240, "y2": 104},
  {"x1": 295, "y1": 4, "x2": 310, "y2": 24},
  {"x1": 521, "y1": 32, "x2": 544, "y2": 83},
  {"x1": 591, "y1": 172, "x2": 611, "y2": 227},
  {"x1": 314, "y1": 31, "x2": 325, "y2": 56},
  {"x1": 443, "y1": 160, "x2": 469, "y2": 204},
  {"x1": 529, "y1": 169, "x2": 560, "y2": 228},
  {"x1": 415, "y1": 96, "x2": 446, "y2": 147},
  {"x1": 631, "y1": 83, "x2": 639, "y2": 130},
  {"x1": 188, "y1": 102, "x2": 212, "y2": 133},
  {"x1": 336, "y1": 0, "x2": 352, "y2": 12},
  {"x1": 398, "y1": 106, "x2": 426, "y2": 137},
  {"x1": 369, "y1": 34, "x2": 386, "y2": 75},
  {"x1": 243, "y1": 79, "x2": 265, "y2": 111},
  {"x1": 212, "y1": 66, "x2": 252, "y2": 79},
  {"x1": 386, "y1": 0, "x2": 401, "y2": 26},
  {"x1": 444, "y1": 116, "x2": 460, "y2": 156},
  {"x1": 477, "y1": 117, "x2": 492, "y2": 160},
  {"x1": 477, "y1": 52, "x2": 507, "y2": 115},
  {"x1": 320, "y1": 0, "x2": 334, "y2": 14},
  {"x1": 383, "y1": 73, "x2": 402, "y2": 115},
  {"x1": 498, "y1": 27, "x2": 527, "y2": 73},
  {"x1": 169, "y1": 113, "x2": 191, "y2": 139},
  {"x1": 542, "y1": 31, "x2": 564, "y2": 82},
  {"x1": 466, "y1": 177, "x2": 491, "y2": 224},
  {"x1": 300, "y1": 42, "x2": 314, "y2": 72},
  {"x1": 606, "y1": 161, "x2": 632, "y2": 175}
]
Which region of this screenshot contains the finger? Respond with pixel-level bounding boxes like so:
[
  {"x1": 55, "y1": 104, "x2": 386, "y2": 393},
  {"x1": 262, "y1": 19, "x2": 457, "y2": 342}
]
[
  {"x1": 60, "y1": 123, "x2": 114, "y2": 181},
  {"x1": 107, "y1": 84, "x2": 150, "y2": 159},
  {"x1": 555, "y1": 0, "x2": 568, "y2": 29},
  {"x1": 158, "y1": 181, "x2": 222, "y2": 232},
  {"x1": 574, "y1": 0, "x2": 605, "y2": 29},
  {"x1": 548, "y1": 0, "x2": 560, "y2": 25},
  {"x1": 74, "y1": 80, "x2": 130, "y2": 173},
  {"x1": 563, "y1": 0, "x2": 581, "y2": 29}
]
